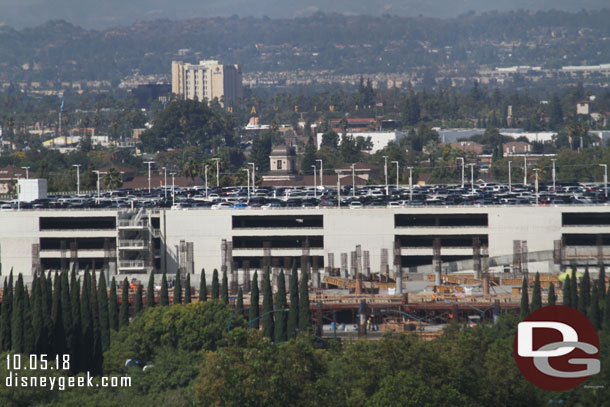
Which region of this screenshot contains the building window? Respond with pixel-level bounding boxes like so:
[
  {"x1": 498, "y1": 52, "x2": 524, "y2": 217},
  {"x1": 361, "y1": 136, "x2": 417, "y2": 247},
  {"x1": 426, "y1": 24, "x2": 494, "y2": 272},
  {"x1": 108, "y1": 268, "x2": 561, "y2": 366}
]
[{"x1": 277, "y1": 160, "x2": 282, "y2": 170}]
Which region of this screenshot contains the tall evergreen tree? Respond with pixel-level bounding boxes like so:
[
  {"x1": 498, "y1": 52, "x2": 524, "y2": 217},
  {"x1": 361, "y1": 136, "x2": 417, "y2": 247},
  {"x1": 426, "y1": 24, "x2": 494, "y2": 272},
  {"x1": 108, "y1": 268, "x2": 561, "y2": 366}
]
[
  {"x1": 519, "y1": 276, "x2": 529, "y2": 320},
  {"x1": 570, "y1": 272, "x2": 579, "y2": 310},
  {"x1": 51, "y1": 272, "x2": 65, "y2": 356},
  {"x1": 119, "y1": 278, "x2": 130, "y2": 328},
  {"x1": 80, "y1": 270, "x2": 93, "y2": 371},
  {"x1": 174, "y1": 269, "x2": 182, "y2": 305},
  {"x1": 262, "y1": 269, "x2": 274, "y2": 339},
  {"x1": 603, "y1": 285, "x2": 610, "y2": 331},
  {"x1": 563, "y1": 275, "x2": 572, "y2": 308},
  {"x1": 32, "y1": 274, "x2": 45, "y2": 353},
  {"x1": 108, "y1": 277, "x2": 118, "y2": 331},
  {"x1": 97, "y1": 272, "x2": 110, "y2": 351},
  {"x1": 236, "y1": 287, "x2": 244, "y2": 314},
  {"x1": 548, "y1": 282, "x2": 557, "y2": 306},
  {"x1": 299, "y1": 270, "x2": 311, "y2": 333},
  {"x1": 146, "y1": 272, "x2": 155, "y2": 308},
  {"x1": 598, "y1": 267, "x2": 606, "y2": 301},
  {"x1": 60, "y1": 272, "x2": 73, "y2": 354},
  {"x1": 274, "y1": 270, "x2": 288, "y2": 343},
  {"x1": 287, "y1": 264, "x2": 299, "y2": 339},
  {"x1": 10, "y1": 273, "x2": 24, "y2": 352},
  {"x1": 221, "y1": 269, "x2": 229, "y2": 304},
  {"x1": 211, "y1": 269, "x2": 219, "y2": 300},
  {"x1": 199, "y1": 269, "x2": 207, "y2": 302},
  {"x1": 44, "y1": 271, "x2": 54, "y2": 353},
  {"x1": 579, "y1": 269, "x2": 591, "y2": 315},
  {"x1": 0, "y1": 277, "x2": 11, "y2": 351},
  {"x1": 248, "y1": 272, "x2": 259, "y2": 329},
  {"x1": 531, "y1": 273, "x2": 542, "y2": 312},
  {"x1": 590, "y1": 284, "x2": 601, "y2": 330},
  {"x1": 89, "y1": 271, "x2": 103, "y2": 376},
  {"x1": 160, "y1": 273, "x2": 169, "y2": 306},
  {"x1": 134, "y1": 284, "x2": 143, "y2": 314},
  {"x1": 70, "y1": 274, "x2": 82, "y2": 374},
  {"x1": 184, "y1": 274, "x2": 192, "y2": 304},
  {"x1": 23, "y1": 289, "x2": 34, "y2": 355}
]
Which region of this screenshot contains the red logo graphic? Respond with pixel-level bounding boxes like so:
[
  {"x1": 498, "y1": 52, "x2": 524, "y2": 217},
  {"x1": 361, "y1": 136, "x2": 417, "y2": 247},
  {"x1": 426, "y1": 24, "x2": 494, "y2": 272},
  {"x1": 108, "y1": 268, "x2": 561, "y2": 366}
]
[{"x1": 513, "y1": 305, "x2": 600, "y2": 391}]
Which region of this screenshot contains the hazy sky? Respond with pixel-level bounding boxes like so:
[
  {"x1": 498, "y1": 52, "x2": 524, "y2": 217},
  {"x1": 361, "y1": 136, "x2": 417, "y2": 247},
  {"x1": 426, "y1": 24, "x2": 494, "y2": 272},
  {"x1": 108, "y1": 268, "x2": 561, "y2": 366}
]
[{"x1": 0, "y1": 0, "x2": 608, "y2": 29}]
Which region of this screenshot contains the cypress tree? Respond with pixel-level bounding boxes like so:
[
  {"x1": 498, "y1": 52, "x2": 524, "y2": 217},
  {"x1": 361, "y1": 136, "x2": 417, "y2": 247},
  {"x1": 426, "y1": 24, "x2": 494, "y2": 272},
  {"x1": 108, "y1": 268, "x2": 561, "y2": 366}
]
[
  {"x1": 221, "y1": 269, "x2": 229, "y2": 304},
  {"x1": 579, "y1": 269, "x2": 591, "y2": 314},
  {"x1": 199, "y1": 269, "x2": 207, "y2": 302},
  {"x1": 563, "y1": 275, "x2": 572, "y2": 308},
  {"x1": 32, "y1": 274, "x2": 44, "y2": 354},
  {"x1": 23, "y1": 289, "x2": 34, "y2": 355},
  {"x1": 548, "y1": 282, "x2": 557, "y2": 306},
  {"x1": 590, "y1": 284, "x2": 601, "y2": 330},
  {"x1": 211, "y1": 269, "x2": 219, "y2": 300},
  {"x1": 80, "y1": 270, "x2": 92, "y2": 372},
  {"x1": 146, "y1": 272, "x2": 155, "y2": 308},
  {"x1": 299, "y1": 270, "x2": 311, "y2": 333},
  {"x1": 262, "y1": 268, "x2": 274, "y2": 339},
  {"x1": 70, "y1": 274, "x2": 82, "y2": 374},
  {"x1": 90, "y1": 271, "x2": 103, "y2": 376},
  {"x1": 531, "y1": 273, "x2": 542, "y2": 312},
  {"x1": 10, "y1": 273, "x2": 24, "y2": 353},
  {"x1": 108, "y1": 277, "x2": 118, "y2": 331},
  {"x1": 61, "y1": 272, "x2": 73, "y2": 354},
  {"x1": 160, "y1": 273, "x2": 169, "y2": 306},
  {"x1": 119, "y1": 278, "x2": 130, "y2": 328},
  {"x1": 570, "y1": 272, "x2": 579, "y2": 310},
  {"x1": 274, "y1": 270, "x2": 287, "y2": 343},
  {"x1": 287, "y1": 264, "x2": 299, "y2": 339},
  {"x1": 0, "y1": 277, "x2": 11, "y2": 351},
  {"x1": 51, "y1": 272, "x2": 65, "y2": 356},
  {"x1": 174, "y1": 269, "x2": 182, "y2": 305},
  {"x1": 603, "y1": 286, "x2": 610, "y2": 331},
  {"x1": 598, "y1": 267, "x2": 606, "y2": 301},
  {"x1": 45, "y1": 271, "x2": 54, "y2": 353},
  {"x1": 184, "y1": 274, "x2": 192, "y2": 304},
  {"x1": 97, "y1": 272, "x2": 110, "y2": 351},
  {"x1": 134, "y1": 284, "x2": 143, "y2": 315},
  {"x1": 248, "y1": 272, "x2": 259, "y2": 329},
  {"x1": 519, "y1": 276, "x2": 529, "y2": 320},
  {"x1": 236, "y1": 287, "x2": 244, "y2": 314}
]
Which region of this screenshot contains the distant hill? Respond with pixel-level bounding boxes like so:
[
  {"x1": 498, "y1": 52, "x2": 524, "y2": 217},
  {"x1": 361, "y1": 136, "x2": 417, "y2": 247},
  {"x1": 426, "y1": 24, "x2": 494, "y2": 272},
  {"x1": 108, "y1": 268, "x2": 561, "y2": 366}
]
[
  {"x1": 0, "y1": 0, "x2": 609, "y2": 29},
  {"x1": 1, "y1": 10, "x2": 610, "y2": 84}
]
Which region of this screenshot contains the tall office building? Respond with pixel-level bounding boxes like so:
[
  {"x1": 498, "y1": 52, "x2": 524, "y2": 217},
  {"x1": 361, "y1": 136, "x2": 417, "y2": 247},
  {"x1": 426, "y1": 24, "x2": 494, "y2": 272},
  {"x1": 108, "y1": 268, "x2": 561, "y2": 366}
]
[{"x1": 171, "y1": 60, "x2": 242, "y2": 106}]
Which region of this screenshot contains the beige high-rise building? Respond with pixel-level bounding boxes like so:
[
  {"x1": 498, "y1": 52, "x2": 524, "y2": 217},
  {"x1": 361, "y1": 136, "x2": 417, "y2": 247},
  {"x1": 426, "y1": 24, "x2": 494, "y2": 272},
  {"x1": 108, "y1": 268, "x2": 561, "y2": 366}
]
[{"x1": 171, "y1": 60, "x2": 242, "y2": 106}]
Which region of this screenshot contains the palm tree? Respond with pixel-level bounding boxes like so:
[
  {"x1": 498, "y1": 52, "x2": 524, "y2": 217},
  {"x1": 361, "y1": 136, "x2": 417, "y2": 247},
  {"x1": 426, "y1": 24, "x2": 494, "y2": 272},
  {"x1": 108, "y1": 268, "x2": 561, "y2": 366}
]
[{"x1": 102, "y1": 168, "x2": 123, "y2": 190}]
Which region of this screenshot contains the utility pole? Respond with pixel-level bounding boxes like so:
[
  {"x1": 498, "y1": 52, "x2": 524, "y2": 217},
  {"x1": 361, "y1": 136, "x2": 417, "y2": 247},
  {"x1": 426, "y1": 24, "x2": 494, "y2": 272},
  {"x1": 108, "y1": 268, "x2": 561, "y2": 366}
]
[
  {"x1": 92, "y1": 170, "x2": 105, "y2": 204},
  {"x1": 21, "y1": 167, "x2": 30, "y2": 179},
  {"x1": 600, "y1": 164, "x2": 608, "y2": 200},
  {"x1": 508, "y1": 161, "x2": 512, "y2": 190},
  {"x1": 212, "y1": 158, "x2": 220, "y2": 187},
  {"x1": 551, "y1": 159, "x2": 557, "y2": 192},
  {"x1": 72, "y1": 164, "x2": 81, "y2": 194},
  {"x1": 162, "y1": 167, "x2": 167, "y2": 199},
  {"x1": 383, "y1": 156, "x2": 389, "y2": 196},
  {"x1": 312, "y1": 165, "x2": 317, "y2": 198},
  {"x1": 204, "y1": 165, "x2": 209, "y2": 199},
  {"x1": 392, "y1": 161, "x2": 399, "y2": 188},
  {"x1": 533, "y1": 168, "x2": 539, "y2": 205},
  {"x1": 457, "y1": 157, "x2": 464, "y2": 188},
  {"x1": 351, "y1": 164, "x2": 356, "y2": 198},
  {"x1": 408, "y1": 167, "x2": 413, "y2": 201},
  {"x1": 316, "y1": 159, "x2": 323, "y2": 189},
  {"x1": 170, "y1": 172, "x2": 176, "y2": 206},
  {"x1": 248, "y1": 162, "x2": 255, "y2": 193},
  {"x1": 523, "y1": 156, "x2": 527, "y2": 186},
  {"x1": 467, "y1": 164, "x2": 475, "y2": 194},
  {"x1": 243, "y1": 168, "x2": 250, "y2": 201},
  {"x1": 144, "y1": 161, "x2": 155, "y2": 193}
]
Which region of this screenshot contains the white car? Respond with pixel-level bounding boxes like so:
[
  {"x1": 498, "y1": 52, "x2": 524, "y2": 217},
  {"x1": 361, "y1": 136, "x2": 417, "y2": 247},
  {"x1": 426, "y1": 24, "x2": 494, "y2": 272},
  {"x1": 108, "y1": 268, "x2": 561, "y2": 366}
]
[
  {"x1": 348, "y1": 201, "x2": 363, "y2": 209},
  {"x1": 212, "y1": 202, "x2": 233, "y2": 210}
]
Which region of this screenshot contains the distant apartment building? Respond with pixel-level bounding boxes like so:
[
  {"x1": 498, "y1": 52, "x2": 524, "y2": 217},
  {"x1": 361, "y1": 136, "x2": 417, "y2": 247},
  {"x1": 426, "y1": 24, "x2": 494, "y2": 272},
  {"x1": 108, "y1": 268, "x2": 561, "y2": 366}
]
[{"x1": 171, "y1": 60, "x2": 242, "y2": 106}]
